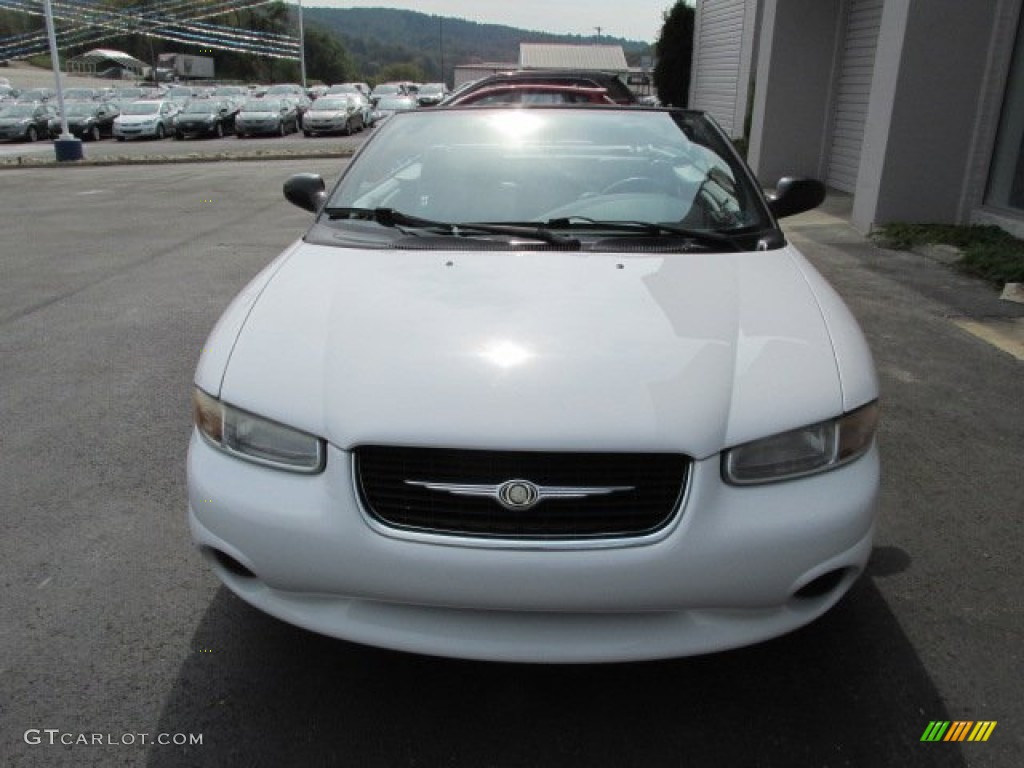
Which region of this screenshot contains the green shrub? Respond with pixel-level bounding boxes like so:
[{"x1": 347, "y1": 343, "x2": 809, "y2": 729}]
[{"x1": 872, "y1": 223, "x2": 1024, "y2": 284}]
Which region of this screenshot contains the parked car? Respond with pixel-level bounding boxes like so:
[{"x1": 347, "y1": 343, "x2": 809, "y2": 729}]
[
  {"x1": 48, "y1": 100, "x2": 120, "y2": 141},
  {"x1": 327, "y1": 82, "x2": 371, "y2": 98},
  {"x1": 112, "y1": 100, "x2": 178, "y2": 140},
  {"x1": 173, "y1": 98, "x2": 237, "y2": 139},
  {"x1": 445, "y1": 83, "x2": 615, "y2": 106},
  {"x1": 62, "y1": 87, "x2": 102, "y2": 101},
  {"x1": 108, "y1": 87, "x2": 147, "y2": 108},
  {"x1": 301, "y1": 95, "x2": 363, "y2": 136},
  {"x1": 0, "y1": 102, "x2": 57, "y2": 142},
  {"x1": 164, "y1": 86, "x2": 196, "y2": 106},
  {"x1": 415, "y1": 82, "x2": 449, "y2": 106},
  {"x1": 15, "y1": 87, "x2": 55, "y2": 104},
  {"x1": 369, "y1": 95, "x2": 417, "y2": 124},
  {"x1": 234, "y1": 98, "x2": 298, "y2": 137},
  {"x1": 212, "y1": 85, "x2": 247, "y2": 101},
  {"x1": 188, "y1": 105, "x2": 880, "y2": 663},
  {"x1": 265, "y1": 84, "x2": 311, "y2": 116},
  {"x1": 348, "y1": 92, "x2": 374, "y2": 129},
  {"x1": 441, "y1": 70, "x2": 637, "y2": 105},
  {"x1": 369, "y1": 82, "x2": 408, "y2": 105}
]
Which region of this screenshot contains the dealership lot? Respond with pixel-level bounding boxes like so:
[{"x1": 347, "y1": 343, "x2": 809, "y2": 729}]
[{"x1": 0, "y1": 160, "x2": 1020, "y2": 767}]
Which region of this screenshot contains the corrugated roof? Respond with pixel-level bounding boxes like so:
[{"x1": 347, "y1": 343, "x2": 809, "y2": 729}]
[{"x1": 519, "y1": 44, "x2": 628, "y2": 71}]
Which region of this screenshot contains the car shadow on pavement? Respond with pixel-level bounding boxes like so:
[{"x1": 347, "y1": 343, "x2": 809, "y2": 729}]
[{"x1": 147, "y1": 549, "x2": 965, "y2": 768}]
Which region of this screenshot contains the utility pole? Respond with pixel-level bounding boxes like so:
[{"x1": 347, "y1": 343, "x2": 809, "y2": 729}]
[
  {"x1": 297, "y1": 0, "x2": 307, "y2": 88},
  {"x1": 594, "y1": 26, "x2": 602, "y2": 43},
  {"x1": 439, "y1": 17, "x2": 445, "y2": 86}
]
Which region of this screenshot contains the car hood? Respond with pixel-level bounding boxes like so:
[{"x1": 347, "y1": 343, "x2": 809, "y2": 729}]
[
  {"x1": 208, "y1": 243, "x2": 847, "y2": 458},
  {"x1": 0, "y1": 117, "x2": 30, "y2": 125},
  {"x1": 117, "y1": 114, "x2": 160, "y2": 124}
]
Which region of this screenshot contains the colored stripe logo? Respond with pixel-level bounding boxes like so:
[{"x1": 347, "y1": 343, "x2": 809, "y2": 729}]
[{"x1": 921, "y1": 721, "x2": 997, "y2": 742}]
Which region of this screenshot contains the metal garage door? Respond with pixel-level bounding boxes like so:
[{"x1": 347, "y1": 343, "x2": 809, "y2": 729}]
[
  {"x1": 690, "y1": 0, "x2": 749, "y2": 137},
  {"x1": 826, "y1": 0, "x2": 883, "y2": 192}
]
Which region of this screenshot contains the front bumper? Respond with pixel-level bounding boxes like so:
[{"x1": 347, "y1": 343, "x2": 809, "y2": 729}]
[
  {"x1": 175, "y1": 120, "x2": 218, "y2": 137},
  {"x1": 188, "y1": 434, "x2": 879, "y2": 662},
  {"x1": 113, "y1": 123, "x2": 160, "y2": 139},
  {"x1": 236, "y1": 120, "x2": 281, "y2": 135},
  {"x1": 0, "y1": 126, "x2": 30, "y2": 140}
]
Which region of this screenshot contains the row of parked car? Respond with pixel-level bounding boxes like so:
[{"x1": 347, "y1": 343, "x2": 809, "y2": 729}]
[
  {"x1": 0, "y1": 71, "x2": 655, "y2": 144},
  {"x1": 0, "y1": 79, "x2": 438, "y2": 143}
]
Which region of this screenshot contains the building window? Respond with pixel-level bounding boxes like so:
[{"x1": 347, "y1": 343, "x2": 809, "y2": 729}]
[{"x1": 986, "y1": 15, "x2": 1024, "y2": 212}]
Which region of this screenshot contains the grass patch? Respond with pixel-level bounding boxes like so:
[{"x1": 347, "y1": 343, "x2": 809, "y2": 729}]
[{"x1": 872, "y1": 222, "x2": 1024, "y2": 285}]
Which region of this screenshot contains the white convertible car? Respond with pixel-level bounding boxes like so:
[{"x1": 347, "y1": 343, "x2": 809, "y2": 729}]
[{"x1": 188, "y1": 105, "x2": 879, "y2": 663}]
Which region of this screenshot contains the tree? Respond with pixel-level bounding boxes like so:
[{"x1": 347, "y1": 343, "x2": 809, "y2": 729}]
[
  {"x1": 304, "y1": 24, "x2": 354, "y2": 84},
  {"x1": 654, "y1": 1, "x2": 695, "y2": 107},
  {"x1": 376, "y1": 62, "x2": 425, "y2": 84}
]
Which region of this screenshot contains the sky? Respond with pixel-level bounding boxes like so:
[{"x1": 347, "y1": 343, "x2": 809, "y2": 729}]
[{"x1": 304, "y1": 1, "x2": 680, "y2": 44}]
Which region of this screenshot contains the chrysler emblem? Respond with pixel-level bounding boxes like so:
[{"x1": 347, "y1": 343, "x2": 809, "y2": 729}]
[
  {"x1": 496, "y1": 480, "x2": 541, "y2": 510},
  {"x1": 404, "y1": 478, "x2": 634, "y2": 510}
]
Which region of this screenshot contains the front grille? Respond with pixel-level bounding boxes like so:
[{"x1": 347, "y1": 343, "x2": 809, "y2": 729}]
[{"x1": 355, "y1": 446, "x2": 690, "y2": 540}]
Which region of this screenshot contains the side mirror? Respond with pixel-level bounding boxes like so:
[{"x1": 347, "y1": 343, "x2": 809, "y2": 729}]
[
  {"x1": 284, "y1": 173, "x2": 327, "y2": 213},
  {"x1": 766, "y1": 177, "x2": 826, "y2": 219}
]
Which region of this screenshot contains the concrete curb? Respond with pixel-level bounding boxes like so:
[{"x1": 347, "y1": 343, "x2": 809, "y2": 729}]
[{"x1": 0, "y1": 147, "x2": 355, "y2": 169}]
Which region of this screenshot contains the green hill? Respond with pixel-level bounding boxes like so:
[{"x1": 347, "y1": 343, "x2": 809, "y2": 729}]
[{"x1": 302, "y1": 7, "x2": 653, "y2": 84}]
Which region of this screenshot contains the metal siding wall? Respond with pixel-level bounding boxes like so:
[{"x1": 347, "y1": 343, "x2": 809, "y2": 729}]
[
  {"x1": 692, "y1": 0, "x2": 747, "y2": 136},
  {"x1": 827, "y1": 0, "x2": 883, "y2": 191}
]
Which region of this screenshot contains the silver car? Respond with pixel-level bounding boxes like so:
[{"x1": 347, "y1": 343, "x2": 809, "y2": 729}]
[
  {"x1": 302, "y1": 96, "x2": 363, "y2": 136},
  {"x1": 235, "y1": 98, "x2": 299, "y2": 138},
  {"x1": 112, "y1": 100, "x2": 178, "y2": 140}
]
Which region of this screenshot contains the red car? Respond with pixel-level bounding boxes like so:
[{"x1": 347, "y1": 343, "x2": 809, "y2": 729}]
[{"x1": 445, "y1": 83, "x2": 615, "y2": 106}]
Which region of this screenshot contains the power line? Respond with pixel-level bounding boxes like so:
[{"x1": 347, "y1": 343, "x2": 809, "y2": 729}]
[{"x1": 0, "y1": 0, "x2": 301, "y2": 61}]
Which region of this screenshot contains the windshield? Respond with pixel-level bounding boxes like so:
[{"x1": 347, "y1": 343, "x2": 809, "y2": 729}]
[
  {"x1": 312, "y1": 98, "x2": 350, "y2": 111},
  {"x1": 324, "y1": 107, "x2": 771, "y2": 247},
  {"x1": 1, "y1": 104, "x2": 36, "y2": 117},
  {"x1": 242, "y1": 99, "x2": 279, "y2": 113},
  {"x1": 122, "y1": 102, "x2": 161, "y2": 115},
  {"x1": 63, "y1": 102, "x2": 98, "y2": 116},
  {"x1": 181, "y1": 101, "x2": 219, "y2": 115}
]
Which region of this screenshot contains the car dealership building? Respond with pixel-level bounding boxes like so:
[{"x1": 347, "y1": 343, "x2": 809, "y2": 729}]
[{"x1": 689, "y1": 0, "x2": 1024, "y2": 236}]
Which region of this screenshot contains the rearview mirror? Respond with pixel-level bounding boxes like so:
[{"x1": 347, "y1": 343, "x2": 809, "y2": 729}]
[
  {"x1": 767, "y1": 177, "x2": 826, "y2": 219},
  {"x1": 284, "y1": 173, "x2": 327, "y2": 213}
]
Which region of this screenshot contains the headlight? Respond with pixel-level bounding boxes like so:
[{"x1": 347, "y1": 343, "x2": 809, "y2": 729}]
[
  {"x1": 722, "y1": 402, "x2": 878, "y2": 485},
  {"x1": 192, "y1": 388, "x2": 325, "y2": 473}
]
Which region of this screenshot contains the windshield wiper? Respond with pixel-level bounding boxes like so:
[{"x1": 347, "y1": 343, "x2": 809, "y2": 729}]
[
  {"x1": 541, "y1": 216, "x2": 742, "y2": 251},
  {"x1": 324, "y1": 207, "x2": 580, "y2": 248}
]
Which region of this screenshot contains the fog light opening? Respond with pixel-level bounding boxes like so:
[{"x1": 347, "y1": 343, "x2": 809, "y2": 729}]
[
  {"x1": 209, "y1": 548, "x2": 257, "y2": 579},
  {"x1": 794, "y1": 568, "x2": 849, "y2": 599}
]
